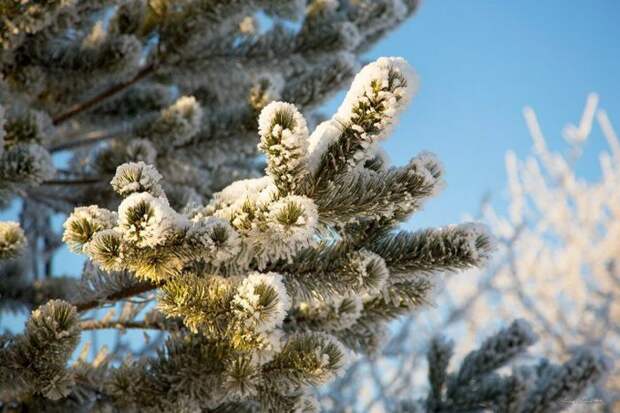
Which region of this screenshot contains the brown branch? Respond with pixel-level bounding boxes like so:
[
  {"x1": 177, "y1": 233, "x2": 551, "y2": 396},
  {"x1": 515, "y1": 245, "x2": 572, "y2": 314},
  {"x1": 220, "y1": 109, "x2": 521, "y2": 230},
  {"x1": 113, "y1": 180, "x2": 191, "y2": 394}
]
[
  {"x1": 49, "y1": 130, "x2": 123, "y2": 153},
  {"x1": 49, "y1": 115, "x2": 153, "y2": 153},
  {"x1": 79, "y1": 319, "x2": 167, "y2": 331},
  {"x1": 52, "y1": 63, "x2": 157, "y2": 126},
  {"x1": 74, "y1": 281, "x2": 161, "y2": 313},
  {"x1": 43, "y1": 178, "x2": 103, "y2": 185}
]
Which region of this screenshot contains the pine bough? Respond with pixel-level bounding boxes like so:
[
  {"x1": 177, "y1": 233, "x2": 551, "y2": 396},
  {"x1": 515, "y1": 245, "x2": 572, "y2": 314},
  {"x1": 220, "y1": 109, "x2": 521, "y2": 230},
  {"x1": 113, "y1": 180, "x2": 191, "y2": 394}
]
[
  {"x1": 0, "y1": 1, "x2": 607, "y2": 412},
  {"x1": 0, "y1": 56, "x2": 606, "y2": 412},
  {"x1": 395, "y1": 320, "x2": 608, "y2": 413}
]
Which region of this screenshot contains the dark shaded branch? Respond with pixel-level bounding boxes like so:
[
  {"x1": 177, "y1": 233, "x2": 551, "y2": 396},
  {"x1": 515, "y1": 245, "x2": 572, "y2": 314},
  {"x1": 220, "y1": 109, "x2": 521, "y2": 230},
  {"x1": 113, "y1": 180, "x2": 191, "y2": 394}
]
[
  {"x1": 74, "y1": 280, "x2": 161, "y2": 313},
  {"x1": 49, "y1": 130, "x2": 123, "y2": 153},
  {"x1": 43, "y1": 178, "x2": 103, "y2": 185},
  {"x1": 79, "y1": 319, "x2": 167, "y2": 331},
  {"x1": 52, "y1": 63, "x2": 156, "y2": 125}
]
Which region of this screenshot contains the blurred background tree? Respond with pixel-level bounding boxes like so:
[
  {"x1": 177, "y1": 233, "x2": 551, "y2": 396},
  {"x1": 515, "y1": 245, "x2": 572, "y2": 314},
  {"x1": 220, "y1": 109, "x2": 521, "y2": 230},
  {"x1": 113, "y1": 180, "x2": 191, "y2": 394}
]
[{"x1": 323, "y1": 95, "x2": 619, "y2": 412}]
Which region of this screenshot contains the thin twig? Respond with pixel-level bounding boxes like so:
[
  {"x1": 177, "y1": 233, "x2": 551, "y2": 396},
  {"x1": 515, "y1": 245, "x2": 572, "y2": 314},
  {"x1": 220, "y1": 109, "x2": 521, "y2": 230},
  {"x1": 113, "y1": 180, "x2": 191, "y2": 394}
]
[
  {"x1": 52, "y1": 63, "x2": 156, "y2": 125},
  {"x1": 74, "y1": 281, "x2": 161, "y2": 313},
  {"x1": 43, "y1": 178, "x2": 103, "y2": 185},
  {"x1": 50, "y1": 115, "x2": 153, "y2": 153},
  {"x1": 49, "y1": 129, "x2": 124, "y2": 153},
  {"x1": 79, "y1": 319, "x2": 166, "y2": 331}
]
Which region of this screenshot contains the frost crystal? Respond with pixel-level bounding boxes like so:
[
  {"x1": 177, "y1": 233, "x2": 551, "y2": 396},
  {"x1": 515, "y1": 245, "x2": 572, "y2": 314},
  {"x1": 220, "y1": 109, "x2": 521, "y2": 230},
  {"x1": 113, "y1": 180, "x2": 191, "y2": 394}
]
[
  {"x1": 258, "y1": 101, "x2": 310, "y2": 193},
  {"x1": 457, "y1": 222, "x2": 497, "y2": 262},
  {"x1": 259, "y1": 195, "x2": 319, "y2": 263},
  {"x1": 233, "y1": 272, "x2": 291, "y2": 333},
  {"x1": 0, "y1": 221, "x2": 27, "y2": 259},
  {"x1": 316, "y1": 332, "x2": 350, "y2": 378},
  {"x1": 409, "y1": 151, "x2": 444, "y2": 192},
  {"x1": 350, "y1": 249, "x2": 389, "y2": 296},
  {"x1": 62, "y1": 206, "x2": 117, "y2": 252},
  {"x1": 214, "y1": 176, "x2": 278, "y2": 211},
  {"x1": 187, "y1": 216, "x2": 242, "y2": 263},
  {"x1": 299, "y1": 296, "x2": 363, "y2": 332},
  {"x1": 267, "y1": 195, "x2": 318, "y2": 240},
  {"x1": 86, "y1": 229, "x2": 124, "y2": 272},
  {"x1": 335, "y1": 56, "x2": 417, "y2": 140},
  {"x1": 252, "y1": 328, "x2": 285, "y2": 366},
  {"x1": 126, "y1": 139, "x2": 157, "y2": 164},
  {"x1": 111, "y1": 161, "x2": 164, "y2": 197},
  {"x1": 117, "y1": 192, "x2": 186, "y2": 248},
  {"x1": 306, "y1": 120, "x2": 343, "y2": 174},
  {"x1": 258, "y1": 102, "x2": 309, "y2": 148},
  {"x1": 0, "y1": 144, "x2": 55, "y2": 184}
]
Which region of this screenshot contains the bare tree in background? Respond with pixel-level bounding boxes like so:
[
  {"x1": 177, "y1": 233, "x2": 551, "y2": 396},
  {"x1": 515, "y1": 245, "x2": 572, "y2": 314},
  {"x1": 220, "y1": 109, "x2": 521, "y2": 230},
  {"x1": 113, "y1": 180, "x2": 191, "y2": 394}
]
[{"x1": 323, "y1": 94, "x2": 618, "y2": 412}]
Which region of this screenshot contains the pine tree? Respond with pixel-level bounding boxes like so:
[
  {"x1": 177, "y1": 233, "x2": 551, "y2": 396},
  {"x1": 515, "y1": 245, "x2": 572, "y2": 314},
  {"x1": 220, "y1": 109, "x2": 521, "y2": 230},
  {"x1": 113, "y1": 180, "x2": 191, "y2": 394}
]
[{"x1": 0, "y1": 1, "x2": 608, "y2": 411}]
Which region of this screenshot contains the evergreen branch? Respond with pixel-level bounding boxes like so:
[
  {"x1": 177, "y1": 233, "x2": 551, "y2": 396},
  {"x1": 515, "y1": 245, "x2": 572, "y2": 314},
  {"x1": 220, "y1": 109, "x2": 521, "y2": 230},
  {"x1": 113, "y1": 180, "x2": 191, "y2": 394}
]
[
  {"x1": 448, "y1": 319, "x2": 537, "y2": 394},
  {"x1": 314, "y1": 154, "x2": 443, "y2": 225},
  {"x1": 0, "y1": 300, "x2": 80, "y2": 401},
  {"x1": 2, "y1": 3, "x2": 607, "y2": 406},
  {"x1": 368, "y1": 224, "x2": 495, "y2": 276},
  {"x1": 0, "y1": 274, "x2": 74, "y2": 312},
  {"x1": 397, "y1": 320, "x2": 609, "y2": 413},
  {"x1": 52, "y1": 63, "x2": 156, "y2": 125},
  {"x1": 519, "y1": 349, "x2": 609, "y2": 413},
  {"x1": 79, "y1": 319, "x2": 167, "y2": 331},
  {"x1": 43, "y1": 178, "x2": 104, "y2": 185},
  {"x1": 73, "y1": 280, "x2": 161, "y2": 313},
  {"x1": 425, "y1": 337, "x2": 454, "y2": 412},
  {"x1": 281, "y1": 248, "x2": 389, "y2": 302},
  {"x1": 48, "y1": 129, "x2": 125, "y2": 153}
]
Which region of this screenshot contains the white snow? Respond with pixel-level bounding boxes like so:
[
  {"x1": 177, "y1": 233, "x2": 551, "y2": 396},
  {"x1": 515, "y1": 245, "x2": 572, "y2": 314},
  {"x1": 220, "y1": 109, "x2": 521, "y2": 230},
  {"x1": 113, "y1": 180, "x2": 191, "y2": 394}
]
[
  {"x1": 117, "y1": 192, "x2": 186, "y2": 248},
  {"x1": 233, "y1": 271, "x2": 291, "y2": 333}
]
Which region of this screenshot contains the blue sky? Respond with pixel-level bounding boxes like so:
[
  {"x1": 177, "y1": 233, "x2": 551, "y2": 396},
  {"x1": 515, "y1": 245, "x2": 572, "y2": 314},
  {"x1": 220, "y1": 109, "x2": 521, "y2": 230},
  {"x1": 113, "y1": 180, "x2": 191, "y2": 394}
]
[
  {"x1": 351, "y1": 0, "x2": 620, "y2": 228},
  {"x1": 2, "y1": 2, "x2": 620, "y2": 329}
]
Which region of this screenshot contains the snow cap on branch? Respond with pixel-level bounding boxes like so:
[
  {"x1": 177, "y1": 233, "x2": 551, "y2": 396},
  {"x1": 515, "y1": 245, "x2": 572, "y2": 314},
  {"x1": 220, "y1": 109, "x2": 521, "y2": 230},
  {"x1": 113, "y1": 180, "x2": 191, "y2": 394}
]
[
  {"x1": 187, "y1": 215, "x2": 242, "y2": 263},
  {"x1": 258, "y1": 102, "x2": 309, "y2": 146},
  {"x1": 305, "y1": 56, "x2": 417, "y2": 177},
  {"x1": 117, "y1": 192, "x2": 186, "y2": 248},
  {"x1": 266, "y1": 195, "x2": 318, "y2": 246},
  {"x1": 233, "y1": 271, "x2": 291, "y2": 333},
  {"x1": 215, "y1": 176, "x2": 278, "y2": 211},
  {"x1": 0, "y1": 144, "x2": 55, "y2": 184},
  {"x1": 0, "y1": 221, "x2": 27, "y2": 260},
  {"x1": 306, "y1": 119, "x2": 343, "y2": 174},
  {"x1": 63, "y1": 206, "x2": 117, "y2": 253},
  {"x1": 258, "y1": 101, "x2": 310, "y2": 194},
  {"x1": 111, "y1": 161, "x2": 164, "y2": 198},
  {"x1": 86, "y1": 229, "x2": 124, "y2": 272},
  {"x1": 335, "y1": 56, "x2": 417, "y2": 140},
  {"x1": 143, "y1": 95, "x2": 203, "y2": 148}
]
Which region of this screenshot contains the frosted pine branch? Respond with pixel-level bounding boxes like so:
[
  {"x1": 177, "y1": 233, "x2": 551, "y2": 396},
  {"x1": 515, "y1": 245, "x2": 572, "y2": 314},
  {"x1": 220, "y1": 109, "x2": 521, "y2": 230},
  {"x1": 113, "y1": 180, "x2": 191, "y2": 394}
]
[{"x1": 0, "y1": 2, "x2": 606, "y2": 411}]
